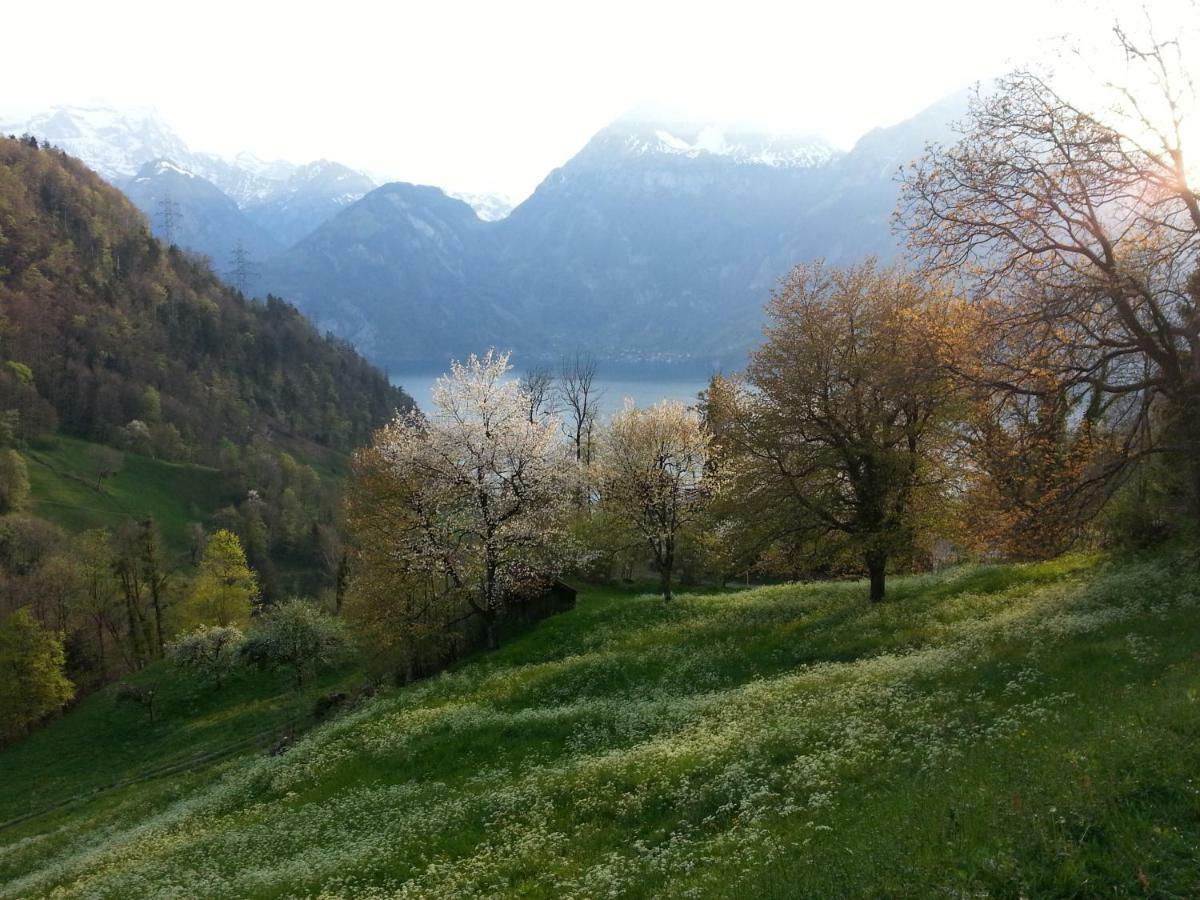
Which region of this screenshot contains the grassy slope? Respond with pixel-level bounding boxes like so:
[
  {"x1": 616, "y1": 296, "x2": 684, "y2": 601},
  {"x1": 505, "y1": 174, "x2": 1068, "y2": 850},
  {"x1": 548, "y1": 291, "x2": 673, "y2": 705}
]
[
  {"x1": 24, "y1": 436, "x2": 224, "y2": 554},
  {"x1": 22, "y1": 436, "x2": 327, "y2": 590},
  {"x1": 2, "y1": 555, "x2": 1199, "y2": 898}
]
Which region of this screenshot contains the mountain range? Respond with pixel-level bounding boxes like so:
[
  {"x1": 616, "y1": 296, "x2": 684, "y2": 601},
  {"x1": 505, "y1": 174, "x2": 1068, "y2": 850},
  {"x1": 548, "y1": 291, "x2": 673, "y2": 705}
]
[
  {"x1": 0, "y1": 105, "x2": 379, "y2": 267},
  {"x1": 4, "y1": 96, "x2": 968, "y2": 372}
]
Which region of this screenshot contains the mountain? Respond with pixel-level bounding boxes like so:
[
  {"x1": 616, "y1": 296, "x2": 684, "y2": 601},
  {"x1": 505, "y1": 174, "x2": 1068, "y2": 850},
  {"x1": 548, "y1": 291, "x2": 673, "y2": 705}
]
[
  {"x1": 243, "y1": 160, "x2": 377, "y2": 247},
  {"x1": 449, "y1": 190, "x2": 516, "y2": 222},
  {"x1": 490, "y1": 117, "x2": 840, "y2": 367},
  {"x1": 6, "y1": 97, "x2": 970, "y2": 372},
  {"x1": 260, "y1": 182, "x2": 518, "y2": 364},
  {"x1": 121, "y1": 159, "x2": 281, "y2": 267},
  {"x1": 2, "y1": 105, "x2": 376, "y2": 249},
  {"x1": 259, "y1": 95, "x2": 969, "y2": 372},
  {"x1": 0, "y1": 135, "x2": 411, "y2": 457},
  {"x1": 0, "y1": 104, "x2": 193, "y2": 182}
]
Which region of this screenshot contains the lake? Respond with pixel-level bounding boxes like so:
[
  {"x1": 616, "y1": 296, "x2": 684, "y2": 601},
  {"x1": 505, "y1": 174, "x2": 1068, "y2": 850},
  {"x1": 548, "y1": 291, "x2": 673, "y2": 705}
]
[{"x1": 391, "y1": 372, "x2": 714, "y2": 420}]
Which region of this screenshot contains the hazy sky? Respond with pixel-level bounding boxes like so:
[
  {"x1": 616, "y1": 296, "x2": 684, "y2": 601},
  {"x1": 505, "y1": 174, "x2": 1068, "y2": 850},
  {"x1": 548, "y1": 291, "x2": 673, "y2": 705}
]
[{"x1": 0, "y1": 0, "x2": 1142, "y2": 198}]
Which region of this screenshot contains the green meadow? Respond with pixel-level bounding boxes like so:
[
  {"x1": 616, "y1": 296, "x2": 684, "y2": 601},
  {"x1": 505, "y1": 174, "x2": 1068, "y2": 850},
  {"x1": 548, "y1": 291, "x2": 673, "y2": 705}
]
[{"x1": 2, "y1": 552, "x2": 1198, "y2": 897}]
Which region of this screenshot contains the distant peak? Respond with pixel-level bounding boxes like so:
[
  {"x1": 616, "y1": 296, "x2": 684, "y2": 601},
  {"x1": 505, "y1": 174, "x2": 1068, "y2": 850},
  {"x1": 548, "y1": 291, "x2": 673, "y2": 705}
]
[
  {"x1": 597, "y1": 119, "x2": 838, "y2": 169},
  {"x1": 448, "y1": 190, "x2": 516, "y2": 221},
  {"x1": 135, "y1": 158, "x2": 196, "y2": 180}
]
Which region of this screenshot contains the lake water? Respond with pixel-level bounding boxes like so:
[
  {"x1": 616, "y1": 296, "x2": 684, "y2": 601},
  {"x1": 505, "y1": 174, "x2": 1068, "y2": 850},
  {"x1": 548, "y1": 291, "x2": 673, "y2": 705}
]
[{"x1": 391, "y1": 372, "x2": 713, "y2": 420}]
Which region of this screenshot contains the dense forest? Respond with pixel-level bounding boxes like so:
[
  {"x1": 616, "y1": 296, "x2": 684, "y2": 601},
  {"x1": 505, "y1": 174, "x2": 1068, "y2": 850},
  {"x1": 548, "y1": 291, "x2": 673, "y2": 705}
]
[
  {"x1": 0, "y1": 136, "x2": 411, "y2": 721},
  {"x1": 0, "y1": 135, "x2": 410, "y2": 457}
]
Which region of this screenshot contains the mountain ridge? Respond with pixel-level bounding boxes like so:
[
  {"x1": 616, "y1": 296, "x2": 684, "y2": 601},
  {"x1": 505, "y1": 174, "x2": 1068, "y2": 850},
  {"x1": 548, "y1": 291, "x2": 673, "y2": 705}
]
[
  {"x1": 5, "y1": 94, "x2": 970, "y2": 372},
  {"x1": 258, "y1": 90, "x2": 968, "y2": 371}
]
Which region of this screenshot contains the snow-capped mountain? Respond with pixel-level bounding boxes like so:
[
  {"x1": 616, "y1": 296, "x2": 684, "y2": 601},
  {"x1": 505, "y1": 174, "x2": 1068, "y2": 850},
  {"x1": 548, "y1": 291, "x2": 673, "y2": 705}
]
[
  {"x1": 604, "y1": 120, "x2": 838, "y2": 169},
  {"x1": 258, "y1": 94, "x2": 969, "y2": 371},
  {"x1": 449, "y1": 191, "x2": 517, "y2": 222},
  {"x1": 6, "y1": 96, "x2": 970, "y2": 372},
  {"x1": 243, "y1": 160, "x2": 377, "y2": 246},
  {"x1": 2, "y1": 104, "x2": 376, "y2": 247},
  {"x1": 0, "y1": 104, "x2": 193, "y2": 181}
]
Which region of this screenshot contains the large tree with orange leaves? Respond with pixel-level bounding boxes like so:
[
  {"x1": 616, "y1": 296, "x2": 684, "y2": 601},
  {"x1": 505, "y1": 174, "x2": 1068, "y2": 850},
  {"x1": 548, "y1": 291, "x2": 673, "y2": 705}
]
[
  {"x1": 900, "y1": 11, "x2": 1200, "y2": 516},
  {"x1": 717, "y1": 260, "x2": 961, "y2": 601}
]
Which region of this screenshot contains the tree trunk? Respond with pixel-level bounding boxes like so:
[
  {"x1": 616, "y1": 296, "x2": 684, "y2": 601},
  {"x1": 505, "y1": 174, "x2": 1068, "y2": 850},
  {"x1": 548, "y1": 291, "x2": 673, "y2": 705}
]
[
  {"x1": 484, "y1": 615, "x2": 498, "y2": 650},
  {"x1": 151, "y1": 596, "x2": 164, "y2": 658},
  {"x1": 335, "y1": 553, "x2": 349, "y2": 616},
  {"x1": 95, "y1": 618, "x2": 106, "y2": 675},
  {"x1": 660, "y1": 539, "x2": 675, "y2": 602},
  {"x1": 866, "y1": 549, "x2": 887, "y2": 603},
  {"x1": 1187, "y1": 417, "x2": 1200, "y2": 525}
]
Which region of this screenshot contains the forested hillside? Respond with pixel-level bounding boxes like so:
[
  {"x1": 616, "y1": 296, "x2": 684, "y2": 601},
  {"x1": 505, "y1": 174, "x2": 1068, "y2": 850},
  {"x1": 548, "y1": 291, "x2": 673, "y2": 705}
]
[
  {"x1": 0, "y1": 136, "x2": 412, "y2": 725},
  {"x1": 0, "y1": 135, "x2": 411, "y2": 458}
]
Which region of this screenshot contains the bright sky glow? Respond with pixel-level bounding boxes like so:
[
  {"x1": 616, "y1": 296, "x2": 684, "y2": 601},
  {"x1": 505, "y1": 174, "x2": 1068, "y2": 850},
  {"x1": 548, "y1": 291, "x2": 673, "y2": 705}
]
[{"x1": 1, "y1": 0, "x2": 1189, "y2": 198}]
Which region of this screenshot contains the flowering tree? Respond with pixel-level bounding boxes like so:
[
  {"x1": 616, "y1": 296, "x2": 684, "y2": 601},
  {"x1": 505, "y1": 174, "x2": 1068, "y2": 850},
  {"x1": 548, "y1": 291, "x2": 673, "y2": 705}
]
[
  {"x1": 167, "y1": 624, "x2": 244, "y2": 689},
  {"x1": 365, "y1": 351, "x2": 571, "y2": 650},
  {"x1": 600, "y1": 400, "x2": 714, "y2": 600},
  {"x1": 239, "y1": 600, "x2": 345, "y2": 689}
]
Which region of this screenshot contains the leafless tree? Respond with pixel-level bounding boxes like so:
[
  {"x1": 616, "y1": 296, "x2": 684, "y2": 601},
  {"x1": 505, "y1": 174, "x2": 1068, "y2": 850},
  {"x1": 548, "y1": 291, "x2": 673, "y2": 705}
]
[
  {"x1": 519, "y1": 366, "x2": 556, "y2": 424},
  {"x1": 900, "y1": 10, "x2": 1200, "y2": 512},
  {"x1": 557, "y1": 352, "x2": 603, "y2": 465},
  {"x1": 88, "y1": 445, "x2": 124, "y2": 491}
]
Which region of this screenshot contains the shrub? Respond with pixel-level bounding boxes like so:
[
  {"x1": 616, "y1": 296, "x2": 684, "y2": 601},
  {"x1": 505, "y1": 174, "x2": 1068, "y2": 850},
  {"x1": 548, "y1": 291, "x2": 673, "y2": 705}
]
[
  {"x1": 167, "y1": 625, "x2": 245, "y2": 689},
  {"x1": 241, "y1": 599, "x2": 346, "y2": 689}
]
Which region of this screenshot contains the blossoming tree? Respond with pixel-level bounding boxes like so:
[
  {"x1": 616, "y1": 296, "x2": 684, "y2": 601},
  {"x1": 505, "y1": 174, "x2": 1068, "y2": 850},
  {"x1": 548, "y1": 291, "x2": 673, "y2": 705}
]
[
  {"x1": 361, "y1": 351, "x2": 571, "y2": 651},
  {"x1": 600, "y1": 400, "x2": 715, "y2": 601}
]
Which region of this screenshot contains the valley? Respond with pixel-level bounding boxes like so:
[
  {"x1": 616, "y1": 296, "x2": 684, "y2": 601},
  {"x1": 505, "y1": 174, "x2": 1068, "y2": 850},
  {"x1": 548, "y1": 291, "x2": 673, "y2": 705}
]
[
  {"x1": 3, "y1": 4, "x2": 1198, "y2": 897},
  {"x1": 5, "y1": 93, "x2": 965, "y2": 372}
]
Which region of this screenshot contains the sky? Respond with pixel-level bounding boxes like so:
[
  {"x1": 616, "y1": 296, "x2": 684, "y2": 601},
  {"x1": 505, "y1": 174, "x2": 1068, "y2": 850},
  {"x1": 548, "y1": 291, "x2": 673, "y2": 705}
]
[{"x1": 0, "y1": 0, "x2": 1172, "y2": 199}]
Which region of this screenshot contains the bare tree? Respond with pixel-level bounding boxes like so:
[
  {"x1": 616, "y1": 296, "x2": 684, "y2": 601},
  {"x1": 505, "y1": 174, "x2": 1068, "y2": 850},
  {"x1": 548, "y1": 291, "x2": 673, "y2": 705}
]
[
  {"x1": 557, "y1": 352, "x2": 603, "y2": 465},
  {"x1": 900, "y1": 11, "x2": 1200, "y2": 512},
  {"x1": 519, "y1": 366, "x2": 556, "y2": 424},
  {"x1": 87, "y1": 445, "x2": 124, "y2": 491}
]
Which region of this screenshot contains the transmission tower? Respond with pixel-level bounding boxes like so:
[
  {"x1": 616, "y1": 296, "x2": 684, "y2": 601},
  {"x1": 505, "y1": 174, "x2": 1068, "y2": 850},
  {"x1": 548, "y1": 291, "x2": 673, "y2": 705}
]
[
  {"x1": 227, "y1": 241, "x2": 258, "y2": 295},
  {"x1": 155, "y1": 196, "x2": 182, "y2": 245}
]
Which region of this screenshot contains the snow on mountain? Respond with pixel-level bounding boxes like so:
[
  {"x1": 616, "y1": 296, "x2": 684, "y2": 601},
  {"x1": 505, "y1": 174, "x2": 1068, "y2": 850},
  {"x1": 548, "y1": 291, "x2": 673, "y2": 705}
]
[
  {"x1": 449, "y1": 190, "x2": 517, "y2": 221},
  {"x1": 587, "y1": 108, "x2": 839, "y2": 170},
  {"x1": 231, "y1": 150, "x2": 299, "y2": 182},
  {"x1": 0, "y1": 104, "x2": 192, "y2": 181},
  {"x1": 623, "y1": 124, "x2": 838, "y2": 168},
  {"x1": 134, "y1": 158, "x2": 197, "y2": 180},
  {"x1": 2, "y1": 103, "x2": 377, "y2": 246}
]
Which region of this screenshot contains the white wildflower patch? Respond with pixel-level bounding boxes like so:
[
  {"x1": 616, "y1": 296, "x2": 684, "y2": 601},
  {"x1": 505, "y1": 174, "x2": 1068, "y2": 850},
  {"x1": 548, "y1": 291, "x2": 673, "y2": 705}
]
[{"x1": 3, "y1": 559, "x2": 1195, "y2": 898}]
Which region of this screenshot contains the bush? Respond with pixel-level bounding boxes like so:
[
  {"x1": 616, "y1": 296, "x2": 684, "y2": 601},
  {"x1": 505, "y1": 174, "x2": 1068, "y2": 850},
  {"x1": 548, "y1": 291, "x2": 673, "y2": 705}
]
[
  {"x1": 241, "y1": 599, "x2": 346, "y2": 689},
  {"x1": 113, "y1": 681, "x2": 157, "y2": 722},
  {"x1": 167, "y1": 625, "x2": 245, "y2": 689}
]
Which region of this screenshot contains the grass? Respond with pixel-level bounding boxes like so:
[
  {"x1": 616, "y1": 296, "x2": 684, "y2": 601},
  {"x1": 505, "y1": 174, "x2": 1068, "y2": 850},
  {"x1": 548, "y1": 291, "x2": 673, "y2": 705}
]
[
  {"x1": 24, "y1": 436, "x2": 225, "y2": 554},
  {"x1": 1, "y1": 553, "x2": 1199, "y2": 897},
  {"x1": 0, "y1": 659, "x2": 360, "y2": 828}
]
